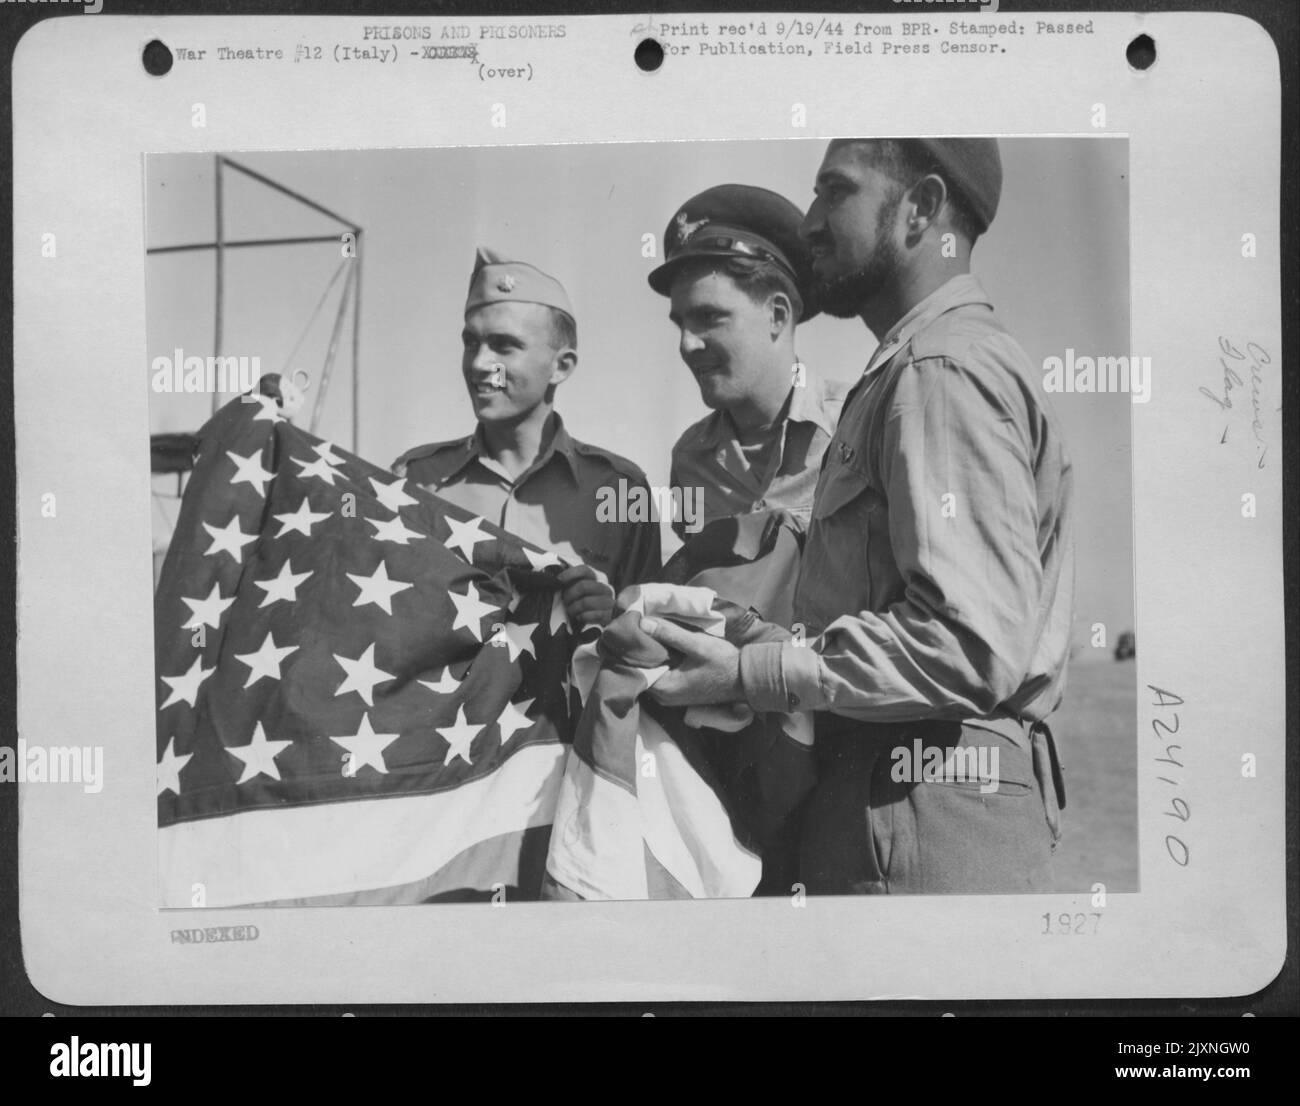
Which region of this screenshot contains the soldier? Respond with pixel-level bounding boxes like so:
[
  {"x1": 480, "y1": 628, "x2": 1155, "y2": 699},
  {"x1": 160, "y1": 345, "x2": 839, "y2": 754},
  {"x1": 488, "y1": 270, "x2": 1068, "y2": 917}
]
[
  {"x1": 648, "y1": 185, "x2": 847, "y2": 539},
  {"x1": 640, "y1": 139, "x2": 1074, "y2": 895},
  {"x1": 647, "y1": 186, "x2": 844, "y2": 895},
  {"x1": 394, "y1": 249, "x2": 661, "y2": 626}
]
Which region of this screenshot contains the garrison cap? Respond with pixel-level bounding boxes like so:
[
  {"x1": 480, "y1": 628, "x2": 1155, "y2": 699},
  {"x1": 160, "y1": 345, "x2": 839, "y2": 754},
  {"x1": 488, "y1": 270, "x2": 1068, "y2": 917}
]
[
  {"x1": 914, "y1": 138, "x2": 1002, "y2": 233},
  {"x1": 647, "y1": 184, "x2": 820, "y2": 321},
  {"x1": 466, "y1": 247, "x2": 575, "y2": 322}
]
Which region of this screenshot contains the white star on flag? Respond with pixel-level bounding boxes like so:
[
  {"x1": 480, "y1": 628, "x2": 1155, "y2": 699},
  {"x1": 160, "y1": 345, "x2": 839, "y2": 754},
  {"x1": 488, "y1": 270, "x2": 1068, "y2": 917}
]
[
  {"x1": 233, "y1": 631, "x2": 299, "y2": 689},
  {"x1": 346, "y1": 561, "x2": 414, "y2": 616},
  {"x1": 369, "y1": 476, "x2": 417, "y2": 514},
  {"x1": 332, "y1": 712, "x2": 401, "y2": 777},
  {"x1": 253, "y1": 560, "x2": 313, "y2": 607},
  {"x1": 436, "y1": 705, "x2": 484, "y2": 767},
  {"x1": 293, "y1": 454, "x2": 343, "y2": 486},
  {"x1": 523, "y1": 547, "x2": 563, "y2": 571},
  {"x1": 228, "y1": 720, "x2": 294, "y2": 784},
  {"x1": 226, "y1": 448, "x2": 275, "y2": 497},
  {"x1": 273, "y1": 497, "x2": 331, "y2": 539},
  {"x1": 202, "y1": 515, "x2": 258, "y2": 564},
  {"x1": 489, "y1": 620, "x2": 539, "y2": 662},
  {"x1": 549, "y1": 591, "x2": 571, "y2": 635},
  {"x1": 418, "y1": 667, "x2": 461, "y2": 695},
  {"x1": 247, "y1": 392, "x2": 284, "y2": 423},
  {"x1": 333, "y1": 643, "x2": 395, "y2": 707},
  {"x1": 160, "y1": 656, "x2": 214, "y2": 710},
  {"x1": 447, "y1": 582, "x2": 497, "y2": 642},
  {"x1": 180, "y1": 582, "x2": 235, "y2": 630},
  {"x1": 313, "y1": 441, "x2": 346, "y2": 466},
  {"x1": 495, "y1": 698, "x2": 535, "y2": 745},
  {"x1": 156, "y1": 737, "x2": 193, "y2": 796},
  {"x1": 367, "y1": 515, "x2": 425, "y2": 546},
  {"x1": 443, "y1": 515, "x2": 493, "y2": 561}
]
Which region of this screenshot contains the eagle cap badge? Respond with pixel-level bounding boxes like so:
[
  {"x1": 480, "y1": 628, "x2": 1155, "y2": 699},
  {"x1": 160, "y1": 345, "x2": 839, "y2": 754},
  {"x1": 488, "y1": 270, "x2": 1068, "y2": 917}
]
[
  {"x1": 675, "y1": 211, "x2": 708, "y2": 246},
  {"x1": 496, "y1": 274, "x2": 517, "y2": 293}
]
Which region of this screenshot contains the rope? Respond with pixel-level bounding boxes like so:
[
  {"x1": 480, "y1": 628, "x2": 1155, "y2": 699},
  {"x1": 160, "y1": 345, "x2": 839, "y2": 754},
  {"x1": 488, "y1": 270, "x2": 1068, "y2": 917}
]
[{"x1": 280, "y1": 257, "x2": 351, "y2": 379}]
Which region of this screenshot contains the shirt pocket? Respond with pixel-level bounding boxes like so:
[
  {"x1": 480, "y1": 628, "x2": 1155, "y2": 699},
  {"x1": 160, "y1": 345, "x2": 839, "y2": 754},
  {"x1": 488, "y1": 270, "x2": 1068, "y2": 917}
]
[
  {"x1": 812, "y1": 456, "x2": 880, "y2": 521},
  {"x1": 801, "y1": 457, "x2": 881, "y2": 623}
]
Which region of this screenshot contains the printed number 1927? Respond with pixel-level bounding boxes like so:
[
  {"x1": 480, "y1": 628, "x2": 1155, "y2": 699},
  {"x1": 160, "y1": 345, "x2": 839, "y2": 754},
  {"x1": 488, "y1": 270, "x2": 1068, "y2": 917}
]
[{"x1": 1042, "y1": 912, "x2": 1101, "y2": 935}]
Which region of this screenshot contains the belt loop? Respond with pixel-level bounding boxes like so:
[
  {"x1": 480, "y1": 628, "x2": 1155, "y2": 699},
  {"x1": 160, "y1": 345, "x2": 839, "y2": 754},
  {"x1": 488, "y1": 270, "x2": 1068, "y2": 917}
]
[
  {"x1": 1037, "y1": 720, "x2": 1067, "y2": 810},
  {"x1": 1028, "y1": 719, "x2": 1066, "y2": 847}
]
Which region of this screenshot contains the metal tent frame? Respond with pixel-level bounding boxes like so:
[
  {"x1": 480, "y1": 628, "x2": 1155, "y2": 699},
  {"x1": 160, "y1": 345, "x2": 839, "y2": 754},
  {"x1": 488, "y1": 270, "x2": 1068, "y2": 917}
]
[{"x1": 146, "y1": 154, "x2": 364, "y2": 451}]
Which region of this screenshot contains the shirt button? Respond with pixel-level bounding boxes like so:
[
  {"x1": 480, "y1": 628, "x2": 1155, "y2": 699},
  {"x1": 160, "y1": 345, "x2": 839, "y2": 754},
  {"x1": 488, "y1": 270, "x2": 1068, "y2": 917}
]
[
  {"x1": 787, "y1": 692, "x2": 800, "y2": 710},
  {"x1": 752, "y1": 499, "x2": 766, "y2": 511}
]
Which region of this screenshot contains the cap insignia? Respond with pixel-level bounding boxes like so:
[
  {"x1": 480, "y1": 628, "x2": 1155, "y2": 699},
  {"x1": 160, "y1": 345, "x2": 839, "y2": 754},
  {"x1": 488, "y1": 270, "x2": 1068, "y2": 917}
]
[
  {"x1": 496, "y1": 274, "x2": 516, "y2": 292},
  {"x1": 675, "y1": 211, "x2": 708, "y2": 246}
]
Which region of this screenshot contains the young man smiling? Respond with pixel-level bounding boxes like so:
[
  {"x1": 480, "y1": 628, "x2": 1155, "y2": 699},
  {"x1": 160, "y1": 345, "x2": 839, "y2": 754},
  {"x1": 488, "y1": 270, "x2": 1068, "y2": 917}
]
[
  {"x1": 394, "y1": 249, "x2": 661, "y2": 626},
  {"x1": 649, "y1": 185, "x2": 846, "y2": 539}
]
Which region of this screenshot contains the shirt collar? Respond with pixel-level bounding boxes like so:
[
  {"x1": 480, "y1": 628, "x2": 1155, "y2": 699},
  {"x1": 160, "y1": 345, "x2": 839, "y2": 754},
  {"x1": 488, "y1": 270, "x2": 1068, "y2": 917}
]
[
  {"x1": 865, "y1": 273, "x2": 993, "y2": 377},
  {"x1": 468, "y1": 411, "x2": 578, "y2": 484},
  {"x1": 540, "y1": 413, "x2": 580, "y2": 480},
  {"x1": 687, "y1": 366, "x2": 834, "y2": 451},
  {"x1": 786, "y1": 366, "x2": 836, "y2": 437}
]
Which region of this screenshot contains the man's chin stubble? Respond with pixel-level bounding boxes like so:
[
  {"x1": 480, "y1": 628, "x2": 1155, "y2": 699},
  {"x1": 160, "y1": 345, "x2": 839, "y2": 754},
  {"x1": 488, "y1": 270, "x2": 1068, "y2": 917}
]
[{"x1": 814, "y1": 272, "x2": 872, "y2": 318}]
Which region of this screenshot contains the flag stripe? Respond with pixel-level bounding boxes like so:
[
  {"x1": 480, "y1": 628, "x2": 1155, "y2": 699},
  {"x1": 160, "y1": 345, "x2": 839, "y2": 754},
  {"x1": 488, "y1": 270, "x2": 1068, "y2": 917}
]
[{"x1": 160, "y1": 724, "x2": 566, "y2": 906}]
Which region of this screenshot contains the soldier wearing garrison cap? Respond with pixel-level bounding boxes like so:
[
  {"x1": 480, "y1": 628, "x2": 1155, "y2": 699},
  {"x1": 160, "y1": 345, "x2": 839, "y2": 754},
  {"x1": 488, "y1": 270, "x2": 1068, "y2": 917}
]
[
  {"x1": 394, "y1": 249, "x2": 661, "y2": 626},
  {"x1": 649, "y1": 184, "x2": 847, "y2": 541},
  {"x1": 639, "y1": 140, "x2": 1076, "y2": 897}
]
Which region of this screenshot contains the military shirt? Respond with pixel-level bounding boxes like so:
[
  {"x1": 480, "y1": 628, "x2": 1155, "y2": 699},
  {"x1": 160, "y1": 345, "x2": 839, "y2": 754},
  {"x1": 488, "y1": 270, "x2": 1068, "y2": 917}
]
[
  {"x1": 393, "y1": 413, "x2": 661, "y2": 593},
  {"x1": 669, "y1": 369, "x2": 848, "y2": 539},
  {"x1": 739, "y1": 275, "x2": 1076, "y2": 726}
]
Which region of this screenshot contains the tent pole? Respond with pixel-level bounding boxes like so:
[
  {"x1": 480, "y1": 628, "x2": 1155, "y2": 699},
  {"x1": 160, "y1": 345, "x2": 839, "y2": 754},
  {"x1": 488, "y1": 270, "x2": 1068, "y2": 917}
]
[
  {"x1": 212, "y1": 155, "x2": 225, "y2": 416},
  {"x1": 350, "y1": 234, "x2": 363, "y2": 455}
]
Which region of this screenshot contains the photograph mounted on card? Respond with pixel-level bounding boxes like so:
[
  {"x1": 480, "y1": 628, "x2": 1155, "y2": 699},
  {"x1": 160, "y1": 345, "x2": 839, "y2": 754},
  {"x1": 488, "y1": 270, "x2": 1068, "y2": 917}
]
[{"x1": 11, "y1": 10, "x2": 1284, "y2": 1004}]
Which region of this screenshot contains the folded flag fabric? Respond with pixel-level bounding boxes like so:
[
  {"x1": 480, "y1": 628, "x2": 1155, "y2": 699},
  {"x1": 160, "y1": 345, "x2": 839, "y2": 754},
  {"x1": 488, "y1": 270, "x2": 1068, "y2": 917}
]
[
  {"x1": 546, "y1": 586, "x2": 763, "y2": 900},
  {"x1": 545, "y1": 512, "x2": 818, "y2": 900},
  {"x1": 155, "y1": 377, "x2": 576, "y2": 907}
]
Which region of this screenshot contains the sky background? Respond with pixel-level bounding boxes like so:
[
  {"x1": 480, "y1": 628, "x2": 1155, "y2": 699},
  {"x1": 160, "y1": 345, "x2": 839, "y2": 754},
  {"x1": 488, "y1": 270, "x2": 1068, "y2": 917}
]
[{"x1": 146, "y1": 137, "x2": 1132, "y2": 654}]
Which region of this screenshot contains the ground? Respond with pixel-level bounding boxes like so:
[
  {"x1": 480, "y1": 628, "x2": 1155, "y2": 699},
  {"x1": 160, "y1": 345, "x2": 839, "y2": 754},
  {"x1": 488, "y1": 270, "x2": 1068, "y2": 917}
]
[{"x1": 1048, "y1": 656, "x2": 1139, "y2": 892}]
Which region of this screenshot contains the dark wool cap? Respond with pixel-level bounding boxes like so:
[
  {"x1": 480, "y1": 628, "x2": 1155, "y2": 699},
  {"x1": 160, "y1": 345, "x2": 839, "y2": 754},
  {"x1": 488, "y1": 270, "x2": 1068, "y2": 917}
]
[
  {"x1": 913, "y1": 138, "x2": 1002, "y2": 233},
  {"x1": 647, "y1": 183, "x2": 820, "y2": 321}
]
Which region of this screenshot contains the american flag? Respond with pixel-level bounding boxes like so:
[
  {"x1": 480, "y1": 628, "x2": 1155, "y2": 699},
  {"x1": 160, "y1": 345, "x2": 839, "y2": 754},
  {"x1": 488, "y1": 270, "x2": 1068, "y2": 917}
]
[
  {"x1": 155, "y1": 380, "x2": 577, "y2": 907},
  {"x1": 544, "y1": 516, "x2": 817, "y2": 900}
]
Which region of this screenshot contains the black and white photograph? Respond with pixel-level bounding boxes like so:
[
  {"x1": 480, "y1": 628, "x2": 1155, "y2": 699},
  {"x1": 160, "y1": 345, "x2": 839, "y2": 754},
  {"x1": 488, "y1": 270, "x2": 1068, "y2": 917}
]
[
  {"x1": 7, "y1": 8, "x2": 1287, "y2": 1016},
  {"x1": 145, "y1": 137, "x2": 1136, "y2": 907}
]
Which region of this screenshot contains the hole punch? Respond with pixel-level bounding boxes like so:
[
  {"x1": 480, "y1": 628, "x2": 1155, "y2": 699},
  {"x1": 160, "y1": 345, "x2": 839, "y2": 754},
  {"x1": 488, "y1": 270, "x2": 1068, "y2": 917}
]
[
  {"x1": 634, "y1": 38, "x2": 664, "y2": 73},
  {"x1": 142, "y1": 39, "x2": 174, "y2": 77},
  {"x1": 1126, "y1": 34, "x2": 1155, "y2": 71}
]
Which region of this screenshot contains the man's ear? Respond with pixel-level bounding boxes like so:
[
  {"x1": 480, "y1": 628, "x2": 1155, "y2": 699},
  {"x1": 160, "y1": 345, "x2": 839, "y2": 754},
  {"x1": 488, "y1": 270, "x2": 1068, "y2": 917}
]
[
  {"x1": 769, "y1": 291, "x2": 794, "y2": 339},
  {"x1": 906, "y1": 173, "x2": 948, "y2": 238},
  {"x1": 549, "y1": 347, "x2": 578, "y2": 386}
]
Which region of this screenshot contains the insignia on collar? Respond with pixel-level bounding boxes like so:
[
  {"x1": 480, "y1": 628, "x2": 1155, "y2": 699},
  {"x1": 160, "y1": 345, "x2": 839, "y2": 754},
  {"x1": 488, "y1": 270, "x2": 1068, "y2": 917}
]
[
  {"x1": 496, "y1": 274, "x2": 516, "y2": 293},
  {"x1": 675, "y1": 211, "x2": 708, "y2": 246}
]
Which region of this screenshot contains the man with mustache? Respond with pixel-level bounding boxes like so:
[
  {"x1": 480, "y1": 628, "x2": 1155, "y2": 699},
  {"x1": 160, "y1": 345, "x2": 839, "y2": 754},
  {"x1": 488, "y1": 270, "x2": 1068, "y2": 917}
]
[
  {"x1": 649, "y1": 184, "x2": 846, "y2": 540},
  {"x1": 638, "y1": 139, "x2": 1074, "y2": 894},
  {"x1": 645, "y1": 186, "x2": 845, "y2": 894},
  {"x1": 394, "y1": 248, "x2": 661, "y2": 626}
]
